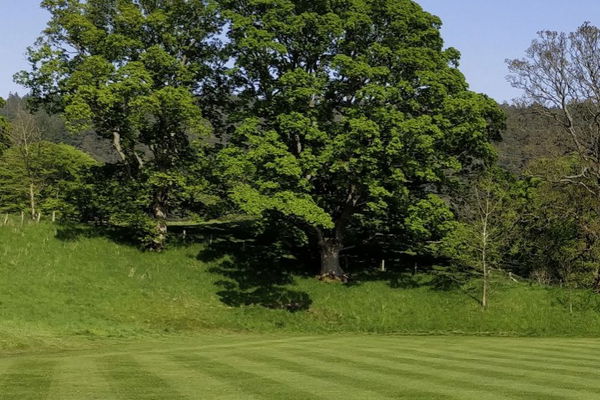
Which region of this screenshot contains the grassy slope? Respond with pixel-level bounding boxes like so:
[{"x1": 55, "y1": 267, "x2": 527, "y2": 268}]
[
  {"x1": 2, "y1": 222, "x2": 600, "y2": 352},
  {"x1": 3, "y1": 335, "x2": 600, "y2": 399}
]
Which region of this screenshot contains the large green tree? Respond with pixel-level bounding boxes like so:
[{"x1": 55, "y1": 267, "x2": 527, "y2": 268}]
[
  {"x1": 218, "y1": 0, "x2": 503, "y2": 275},
  {"x1": 16, "y1": 0, "x2": 223, "y2": 248}
]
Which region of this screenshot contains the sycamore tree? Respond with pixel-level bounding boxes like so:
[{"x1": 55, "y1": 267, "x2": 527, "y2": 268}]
[
  {"x1": 16, "y1": 0, "x2": 222, "y2": 248},
  {"x1": 218, "y1": 0, "x2": 503, "y2": 276}
]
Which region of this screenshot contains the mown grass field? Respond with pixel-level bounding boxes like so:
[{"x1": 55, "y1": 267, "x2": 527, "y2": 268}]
[{"x1": 2, "y1": 334, "x2": 600, "y2": 399}]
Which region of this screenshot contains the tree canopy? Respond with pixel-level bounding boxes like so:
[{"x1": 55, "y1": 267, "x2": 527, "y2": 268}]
[
  {"x1": 16, "y1": 0, "x2": 224, "y2": 248},
  {"x1": 218, "y1": 0, "x2": 503, "y2": 275}
]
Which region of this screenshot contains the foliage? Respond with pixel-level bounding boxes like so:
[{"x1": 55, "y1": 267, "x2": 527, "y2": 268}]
[
  {"x1": 218, "y1": 0, "x2": 503, "y2": 274},
  {"x1": 0, "y1": 97, "x2": 9, "y2": 155},
  {"x1": 16, "y1": 0, "x2": 224, "y2": 248},
  {"x1": 74, "y1": 145, "x2": 220, "y2": 247},
  {"x1": 507, "y1": 22, "x2": 600, "y2": 196},
  {"x1": 496, "y1": 104, "x2": 571, "y2": 173},
  {"x1": 0, "y1": 141, "x2": 97, "y2": 216},
  {"x1": 512, "y1": 156, "x2": 600, "y2": 290},
  {"x1": 0, "y1": 93, "x2": 113, "y2": 162},
  {"x1": 440, "y1": 168, "x2": 526, "y2": 306}
]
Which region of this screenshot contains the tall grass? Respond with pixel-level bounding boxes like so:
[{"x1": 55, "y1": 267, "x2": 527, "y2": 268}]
[{"x1": 2, "y1": 221, "x2": 600, "y2": 352}]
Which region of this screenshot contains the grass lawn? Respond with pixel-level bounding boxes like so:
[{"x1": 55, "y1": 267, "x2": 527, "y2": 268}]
[{"x1": 2, "y1": 334, "x2": 600, "y2": 399}]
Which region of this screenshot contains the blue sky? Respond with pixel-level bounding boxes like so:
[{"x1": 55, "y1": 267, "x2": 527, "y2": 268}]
[
  {"x1": 419, "y1": 0, "x2": 600, "y2": 102},
  {"x1": 1, "y1": 1, "x2": 600, "y2": 102},
  {"x1": 0, "y1": 1, "x2": 49, "y2": 97}
]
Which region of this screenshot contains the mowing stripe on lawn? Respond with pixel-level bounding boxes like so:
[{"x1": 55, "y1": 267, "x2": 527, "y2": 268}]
[
  {"x1": 350, "y1": 343, "x2": 600, "y2": 394},
  {"x1": 409, "y1": 341, "x2": 600, "y2": 377},
  {"x1": 438, "y1": 337, "x2": 600, "y2": 359},
  {"x1": 279, "y1": 342, "x2": 581, "y2": 400},
  {"x1": 99, "y1": 355, "x2": 187, "y2": 400},
  {"x1": 172, "y1": 351, "x2": 355, "y2": 400},
  {"x1": 360, "y1": 337, "x2": 600, "y2": 373},
  {"x1": 540, "y1": 340, "x2": 600, "y2": 353},
  {"x1": 355, "y1": 339, "x2": 600, "y2": 372},
  {"x1": 463, "y1": 339, "x2": 600, "y2": 358},
  {"x1": 136, "y1": 351, "x2": 261, "y2": 400},
  {"x1": 70, "y1": 335, "x2": 323, "y2": 361},
  {"x1": 419, "y1": 342, "x2": 600, "y2": 374},
  {"x1": 238, "y1": 346, "x2": 455, "y2": 400},
  {"x1": 241, "y1": 337, "x2": 600, "y2": 392},
  {"x1": 0, "y1": 359, "x2": 56, "y2": 400},
  {"x1": 47, "y1": 356, "x2": 113, "y2": 400},
  {"x1": 345, "y1": 342, "x2": 600, "y2": 398},
  {"x1": 282, "y1": 342, "x2": 575, "y2": 400},
  {"x1": 391, "y1": 343, "x2": 600, "y2": 386},
  {"x1": 143, "y1": 335, "x2": 323, "y2": 355},
  {"x1": 274, "y1": 344, "x2": 547, "y2": 400},
  {"x1": 476, "y1": 342, "x2": 600, "y2": 365}
]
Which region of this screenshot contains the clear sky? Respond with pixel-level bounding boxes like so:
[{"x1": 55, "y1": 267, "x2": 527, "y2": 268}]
[
  {"x1": 418, "y1": 0, "x2": 600, "y2": 102},
  {"x1": 0, "y1": 1, "x2": 49, "y2": 97},
  {"x1": 2, "y1": 1, "x2": 600, "y2": 102}
]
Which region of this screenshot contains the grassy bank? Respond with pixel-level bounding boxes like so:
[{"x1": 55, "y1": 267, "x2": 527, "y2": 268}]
[{"x1": 1, "y1": 221, "x2": 600, "y2": 352}]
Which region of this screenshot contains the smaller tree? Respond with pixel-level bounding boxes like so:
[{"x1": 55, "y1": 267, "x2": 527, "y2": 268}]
[
  {"x1": 0, "y1": 140, "x2": 96, "y2": 219},
  {"x1": 7, "y1": 110, "x2": 43, "y2": 218},
  {"x1": 443, "y1": 169, "x2": 520, "y2": 308}
]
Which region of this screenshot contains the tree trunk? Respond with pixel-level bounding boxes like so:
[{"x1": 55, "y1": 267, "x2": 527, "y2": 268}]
[
  {"x1": 593, "y1": 266, "x2": 600, "y2": 293},
  {"x1": 151, "y1": 200, "x2": 168, "y2": 251},
  {"x1": 482, "y1": 225, "x2": 488, "y2": 308},
  {"x1": 482, "y1": 265, "x2": 488, "y2": 309},
  {"x1": 29, "y1": 183, "x2": 36, "y2": 220},
  {"x1": 480, "y1": 192, "x2": 490, "y2": 309},
  {"x1": 149, "y1": 183, "x2": 169, "y2": 251},
  {"x1": 319, "y1": 238, "x2": 344, "y2": 276}
]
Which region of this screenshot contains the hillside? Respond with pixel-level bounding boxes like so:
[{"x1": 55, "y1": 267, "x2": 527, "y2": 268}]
[{"x1": 2, "y1": 222, "x2": 600, "y2": 353}]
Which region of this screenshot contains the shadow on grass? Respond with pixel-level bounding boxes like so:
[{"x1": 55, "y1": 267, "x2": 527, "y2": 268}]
[
  {"x1": 345, "y1": 254, "x2": 484, "y2": 304},
  {"x1": 54, "y1": 222, "x2": 142, "y2": 247},
  {"x1": 344, "y1": 254, "x2": 447, "y2": 289},
  {"x1": 198, "y1": 226, "x2": 312, "y2": 312}
]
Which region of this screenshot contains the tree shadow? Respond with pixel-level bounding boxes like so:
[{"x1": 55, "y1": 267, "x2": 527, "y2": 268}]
[
  {"x1": 54, "y1": 222, "x2": 142, "y2": 247},
  {"x1": 342, "y1": 251, "x2": 437, "y2": 289},
  {"x1": 343, "y1": 251, "x2": 482, "y2": 303},
  {"x1": 198, "y1": 225, "x2": 312, "y2": 312}
]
